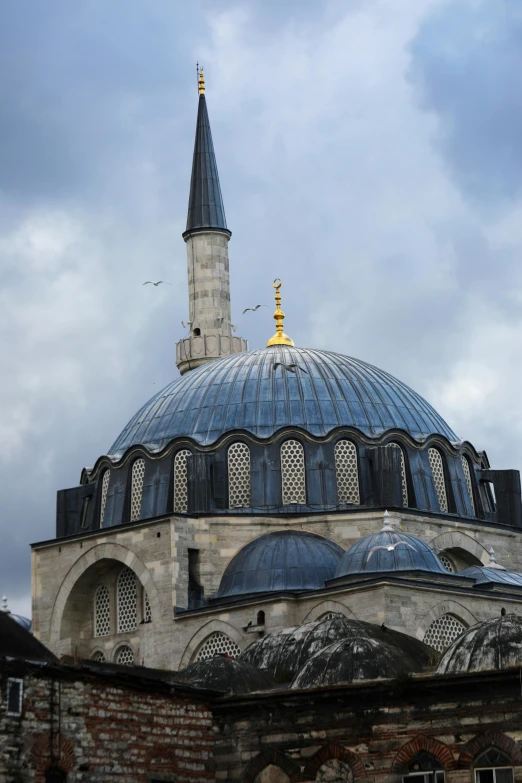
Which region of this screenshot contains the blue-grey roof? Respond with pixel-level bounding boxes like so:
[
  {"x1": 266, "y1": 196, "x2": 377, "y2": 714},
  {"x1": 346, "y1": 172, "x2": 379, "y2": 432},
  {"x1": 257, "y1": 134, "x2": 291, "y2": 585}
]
[
  {"x1": 184, "y1": 94, "x2": 228, "y2": 235},
  {"x1": 213, "y1": 530, "x2": 343, "y2": 600},
  {"x1": 458, "y1": 565, "x2": 522, "y2": 588},
  {"x1": 333, "y1": 527, "x2": 448, "y2": 578},
  {"x1": 108, "y1": 346, "x2": 458, "y2": 456}
]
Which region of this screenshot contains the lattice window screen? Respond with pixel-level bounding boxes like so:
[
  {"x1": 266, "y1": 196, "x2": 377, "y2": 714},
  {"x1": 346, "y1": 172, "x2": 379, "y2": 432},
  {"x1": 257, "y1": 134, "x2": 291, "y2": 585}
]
[
  {"x1": 386, "y1": 443, "x2": 408, "y2": 506},
  {"x1": 423, "y1": 614, "x2": 466, "y2": 652},
  {"x1": 461, "y1": 456, "x2": 476, "y2": 516},
  {"x1": 143, "y1": 592, "x2": 152, "y2": 623},
  {"x1": 91, "y1": 650, "x2": 106, "y2": 662},
  {"x1": 94, "y1": 585, "x2": 110, "y2": 637},
  {"x1": 116, "y1": 645, "x2": 134, "y2": 665},
  {"x1": 428, "y1": 448, "x2": 448, "y2": 512},
  {"x1": 438, "y1": 553, "x2": 455, "y2": 573},
  {"x1": 117, "y1": 567, "x2": 137, "y2": 633},
  {"x1": 195, "y1": 632, "x2": 241, "y2": 662},
  {"x1": 130, "y1": 458, "x2": 145, "y2": 522},
  {"x1": 174, "y1": 450, "x2": 191, "y2": 513},
  {"x1": 334, "y1": 440, "x2": 360, "y2": 505},
  {"x1": 280, "y1": 440, "x2": 306, "y2": 505},
  {"x1": 100, "y1": 470, "x2": 110, "y2": 524},
  {"x1": 228, "y1": 442, "x2": 251, "y2": 508}
]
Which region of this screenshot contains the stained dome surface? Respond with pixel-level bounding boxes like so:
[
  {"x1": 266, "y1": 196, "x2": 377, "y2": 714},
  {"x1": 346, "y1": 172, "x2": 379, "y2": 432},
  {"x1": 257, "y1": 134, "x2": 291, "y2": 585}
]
[{"x1": 109, "y1": 346, "x2": 458, "y2": 457}]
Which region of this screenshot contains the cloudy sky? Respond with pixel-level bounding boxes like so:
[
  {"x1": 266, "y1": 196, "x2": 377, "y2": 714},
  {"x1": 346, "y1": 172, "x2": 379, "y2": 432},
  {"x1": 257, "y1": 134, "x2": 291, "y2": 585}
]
[{"x1": 2, "y1": 0, "x2": 522, "y2": 616}]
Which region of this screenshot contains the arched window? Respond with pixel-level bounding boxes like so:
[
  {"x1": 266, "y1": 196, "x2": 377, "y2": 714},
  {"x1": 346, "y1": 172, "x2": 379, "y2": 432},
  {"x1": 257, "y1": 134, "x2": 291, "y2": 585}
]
[
  {"x1": 117, "y1": 567, "x2": 137, "y2": 634},
  {"x1": 100, "y1": 469, "x2": 110, "y2": 524},
  {"x1": 334, "y1": 440, "x2": 360, "y2": 505},
  {"x1": 423, "y1": 614, "x2": 466, "y2": 652},
  {"x1": 195, "y1": 631, "x2": 241, "y2": 662},
  {"x1": 461, "y1": 455, "x2": 476, "y2": 516},
  {"x1": 475, "y1": 749, "x2": 513, "y2": 783},
  {"x1": 94, "y1": 585, "x2": 110, "y2": 637},
  {"x1": 115, "y1": 645, "x2": 134, "y2": 665},
  {"x1": 174, "y1": 449, "x2": 191, "y2": 513},
  {"x1": 438, "y1": 553, "x2": 455, "y2": 573},
  {"x1": 428, "y1": 448, "x2": 448, "y2": 512},
  {"x1": 280, "y1": 439, "x2": 306, "y2": 505},
  {"x1": 228, "y1": 442, "x2": 251, "y2": 508},
  {"x1": 143, "y1": 591, "x2": 152, "y2": 623},
  {"x1": 387, "y1": 442, "x2": 408, "y2": 506},
  {"x1": 403, "y1": 752, "x2": 445, "y2": 783},
  {"x1": 45, "y1": 769, "x2": 67, "y2": 783},
  {"x1": 130, "y1": 458, "x2": 145, "y2": 522},
  {"x1": 91, "y1": 650, "x2": 106, "y2": 662}
]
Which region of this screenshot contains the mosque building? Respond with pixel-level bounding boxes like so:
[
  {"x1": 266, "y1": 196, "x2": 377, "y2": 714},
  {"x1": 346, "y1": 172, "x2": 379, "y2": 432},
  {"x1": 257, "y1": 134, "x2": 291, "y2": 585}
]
[{"x1": 31, "y1": 67, "x2": 522, "y2": 684}]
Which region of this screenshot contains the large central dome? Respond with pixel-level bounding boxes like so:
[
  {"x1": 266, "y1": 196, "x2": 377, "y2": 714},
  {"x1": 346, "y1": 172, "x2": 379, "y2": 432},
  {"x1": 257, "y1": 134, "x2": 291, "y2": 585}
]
[{"x1": 109, "y1": 346, "x2": 457, "y2": 457}]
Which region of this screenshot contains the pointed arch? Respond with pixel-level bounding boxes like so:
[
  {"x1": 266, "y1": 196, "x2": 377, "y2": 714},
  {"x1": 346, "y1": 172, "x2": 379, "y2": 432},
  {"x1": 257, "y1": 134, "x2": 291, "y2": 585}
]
[
  {"x1": 302, "y1": 601, "x2": 356, "y2": 623},
  {"x1": 303, "y1": 743, "x2": 364, "y2": 779},
  {"x1": 179, "y1": 618, "x2": 244, "y2": 669},
  {"x1": 241, "y1": 749, "x2": 302, "y2": 782},
  {"x1": 392, "y1": 736, "x2": 456, "y2": 773},
  {"x1": 459, "y1": 732, "x2": 522, "y2": 767}
]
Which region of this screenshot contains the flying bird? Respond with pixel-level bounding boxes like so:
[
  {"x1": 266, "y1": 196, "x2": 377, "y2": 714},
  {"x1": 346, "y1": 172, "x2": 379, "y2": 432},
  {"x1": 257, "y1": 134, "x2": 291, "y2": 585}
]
[
  {"x1": 274, "y1": 362, "x2": 308, "y2": 374},
  {"x1": 366, "y1": 540, "x2": 415, "y2": 564},
  {"x1": 243, "y1": 304, "x2": 267, "y2": 314},
  {"x1": 143, "y1": 281, "x2": 172, "y2": 286}
]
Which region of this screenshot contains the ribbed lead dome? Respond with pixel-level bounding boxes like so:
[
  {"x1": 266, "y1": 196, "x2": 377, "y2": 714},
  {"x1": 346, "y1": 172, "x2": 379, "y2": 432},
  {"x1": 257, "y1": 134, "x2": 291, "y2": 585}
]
[
  {"x1": 109, "y1": 346, "x2": 457, "y2": 456},
  {"x1": 437, "y1": 614, "x2": 522, "y2": 674}
]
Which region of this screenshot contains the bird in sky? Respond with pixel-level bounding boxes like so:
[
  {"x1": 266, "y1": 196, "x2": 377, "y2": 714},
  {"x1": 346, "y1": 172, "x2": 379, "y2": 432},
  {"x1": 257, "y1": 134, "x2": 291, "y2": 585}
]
[
  {"x1": 143, "y1": 280, "x2": 172, "y2": 286},
  {"x1": 243, "y1": 304, "x2": 267, "y2": 314},
  {"x1": 274, "y1": 362, "x2": 308, "y2": 374},
  {"x1": 366, "y1": 540, "x2": 415, "y2": 563}
]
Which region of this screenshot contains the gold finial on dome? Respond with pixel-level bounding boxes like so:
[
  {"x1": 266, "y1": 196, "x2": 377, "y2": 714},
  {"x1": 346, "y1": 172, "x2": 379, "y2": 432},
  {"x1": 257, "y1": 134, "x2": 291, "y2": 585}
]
[
  {"x1": 266, "y1": 278, "x2": 294, "y2": 347},
  {"x1": 198, "y1": 65, "x2": 205, "y2": 95}
]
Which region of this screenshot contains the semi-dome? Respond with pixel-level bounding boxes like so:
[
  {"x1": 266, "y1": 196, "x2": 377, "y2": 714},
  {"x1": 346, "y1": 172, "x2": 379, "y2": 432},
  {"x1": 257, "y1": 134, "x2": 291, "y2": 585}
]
[
  {"x1": 214, "y1": 530, "x2": 343, "y2": 601},
  {"x1": 437, "y1": 614, "x2": 522, "y2": 675},
  {"x1": 109, "y1": 345, "x2": 458, "y2": 456},
  {"x1": 333, "y1": 518, "x2": 448, "y2": 579},
  {"x1": 175, "y1": 655, "x2": 274, "y2": 694},
  {"x1": 291, "y1": 636, "x2": 419, "y2": 689}
]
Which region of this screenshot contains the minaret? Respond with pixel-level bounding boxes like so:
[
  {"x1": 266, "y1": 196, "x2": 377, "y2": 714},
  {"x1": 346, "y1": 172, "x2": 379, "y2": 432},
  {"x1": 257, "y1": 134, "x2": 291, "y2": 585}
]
[{"x1": 176, "y1": 67, "x2": 248, "y2": 375}]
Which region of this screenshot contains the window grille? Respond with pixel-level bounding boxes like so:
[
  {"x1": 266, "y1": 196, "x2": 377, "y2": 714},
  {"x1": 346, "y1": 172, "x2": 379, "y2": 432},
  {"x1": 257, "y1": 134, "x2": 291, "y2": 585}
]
[
  {"x1": 423, "y1": 614, "x2": 466, "y2": 652},
  {"x1": 195, "y1": 632, "x2": 241, "y2": 661},
  {"x1": 280, "y1": 439, "x2": 306, "y2": 505},
  {"x1": 100, "y1": 470, "x2": 110, "y2": 524},
  {"x1": 94, "y1": 584, "x2": 111, "y2": 637},
  {"x1": 428, "y1": 448, "x2": 448, "y2": 512},
  {"x1": 334, "y1": 440, "x2": 360, "y2": 505},
  {"x1": 91, "y1": 650, "x2": 106, "y2": 662},
  {"x1": 228, "y1": 442, "x2": 251, "y2": 508},
  {"x1": 143, "y1": 591, "x2": 152, "y2": 623},
  {"x1": 174, "y1": 450, "x2": 191, "y2": 513},
  {"x1": 117, "y1": 567, "x2": 137, "y2": 634},
  {"x1": 461, "y1": 456, "x2": 476, "y2": 516},
  {"x1": 438, "y1": 553, "x2": 455, "y2": 573},
  {"x1": 475, "y1": 750, "x2": 513, "y2": 783},
  {"x1": 318, "y1": 612, "x2": 336, "y2": 621},
  {"x1": 387, "y1": 443, "x2": 408, "y2": 506},
  {"x1": 6, "y1": 678, "x2": 23, "y2": 716},
  {"x1": 130, "y1": 458, "x2": 145, "y2": 522},
  {"x1": 115, "y1": 645, "x2": 134, "y2": 665}
]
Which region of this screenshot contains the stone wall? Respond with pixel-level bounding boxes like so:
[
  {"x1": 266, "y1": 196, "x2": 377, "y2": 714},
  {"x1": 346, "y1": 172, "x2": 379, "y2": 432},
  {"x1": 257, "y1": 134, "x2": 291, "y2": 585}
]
[{"x1": 0, "y1": 659, "x2": 214, "y2": 782}]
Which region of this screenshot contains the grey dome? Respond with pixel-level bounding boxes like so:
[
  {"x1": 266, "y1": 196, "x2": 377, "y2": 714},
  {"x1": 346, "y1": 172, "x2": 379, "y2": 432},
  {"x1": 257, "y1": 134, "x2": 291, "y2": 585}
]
[
  {"x1": 109, "y1": 345, "x2": 458, "y2": 456},
  {"x1": 175, "y1": 655, "x2": 274, "y2": 694},
  {"x1": 240, "y1": 612, "x2": 432, "y2": 683},
  {"x1": 291, "y1": 636, "x2": 419, "y2": 689},
  {"x1": 334, "y1": 524, "x2": 448, "y2": 579},
  {"x1": 213, "y1": 531, "x2": 343, "y2": 600},
  {"x1": 437, "y1": 614, "x2": 522, "y2": 674}
]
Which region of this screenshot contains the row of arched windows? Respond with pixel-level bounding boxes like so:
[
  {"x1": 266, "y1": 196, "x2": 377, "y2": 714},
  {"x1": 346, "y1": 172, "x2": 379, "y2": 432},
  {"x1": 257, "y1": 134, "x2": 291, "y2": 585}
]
[
  {"x1": 99, "y1": 442, "x2": 476, "y2": 522},
  {"x1": 93, "y1": 567, "x2": 151, "y2": 638}
]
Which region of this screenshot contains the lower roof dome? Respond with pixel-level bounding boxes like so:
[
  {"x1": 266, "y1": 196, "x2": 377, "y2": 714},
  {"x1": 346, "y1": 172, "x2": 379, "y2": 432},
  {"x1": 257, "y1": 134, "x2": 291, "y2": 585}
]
[
  {"x1": 108, "y1": 345, "x2": 458, "y2": 456},
  {"x1": 437, "y1": 614, "x2": 522, "y2": 674},
  {"x1": 175, "y1": 655, "x2": 274, "y2": 694},
  {"x1": 213, "y1": 530, "x2": 343, "y2": 601}
]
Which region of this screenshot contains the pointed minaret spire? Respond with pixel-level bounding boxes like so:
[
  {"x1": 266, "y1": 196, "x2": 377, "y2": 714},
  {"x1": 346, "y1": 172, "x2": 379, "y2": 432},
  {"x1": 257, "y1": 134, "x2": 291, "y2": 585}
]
[{"x1": 176, "y1": 67, "x2": 247, "y2": 375}]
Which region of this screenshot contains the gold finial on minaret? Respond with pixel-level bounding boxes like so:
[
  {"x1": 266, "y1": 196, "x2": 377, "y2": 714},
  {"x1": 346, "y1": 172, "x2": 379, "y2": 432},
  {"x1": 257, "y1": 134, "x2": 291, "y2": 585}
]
[
  {"x1": 266, "y1": 279, "x2": 294, "y2": 347},
  {"x1": 198, "y1": 65, "x2": 205, "y2": 95}
]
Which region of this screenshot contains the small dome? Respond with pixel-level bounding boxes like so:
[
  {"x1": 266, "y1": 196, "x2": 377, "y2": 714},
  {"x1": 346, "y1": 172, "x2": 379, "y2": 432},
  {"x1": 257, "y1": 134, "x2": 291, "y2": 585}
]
[
  {"x1": 240, "y1": 612, "x2": 433, "y2": 683},
  {"x1": 334, "y1": 519, "x2": 447, "y2": 579},
  {"x1": 175, "y1": 655, "x2": 274, "y2": 694},
  {"x1": 214, "y1": 531, "x2": 343, "y2": 600},
  {"x1": 10, "y1": 615, "x2": 32, "y2": 632},
  {"x1": 292, "y1": 636, "x2": 419, "y2": 689},
  {"x1": 437, "y1": 614, "x2": 522, "y2": 674}
]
